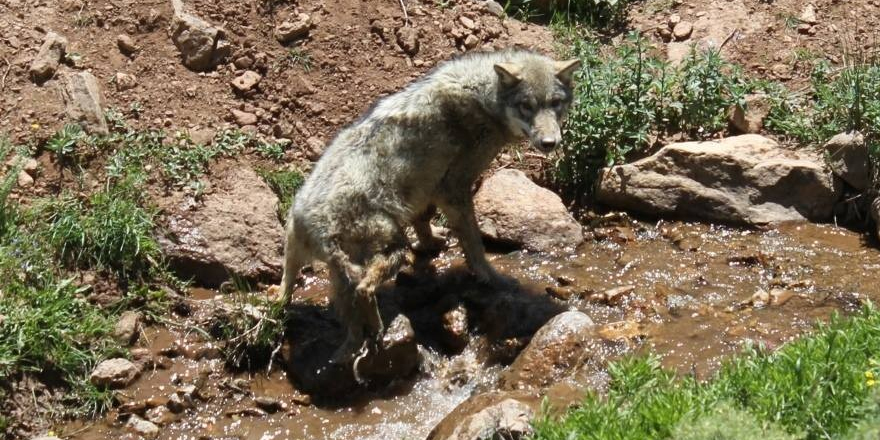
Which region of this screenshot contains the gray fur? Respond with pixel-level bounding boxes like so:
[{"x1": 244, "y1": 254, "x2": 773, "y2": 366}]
[{"x1": 279, "y1": 48, "x2": 580, "y2": 364}]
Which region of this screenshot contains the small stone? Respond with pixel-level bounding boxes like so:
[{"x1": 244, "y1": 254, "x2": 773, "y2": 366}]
[
  {"x1": 62, "y1": 71, "x2": 109, "y2": 135},
  {"x1": 459, "y1": 16, "x2": 476, "y2": 30},
  {"x1": 657, "y1": 26, "x2": 672, "y2": 42},
  {"x1": 233, "y1": 54, "x2": 254, "y2": 69},
  {"x1": 113, "y1": 311, "x2": 141, "y2": 345},
  {"x1": 728, "y1": 93, "x2": 770, "y2": 134},
  {"x1": 275, "y1": 14, "x2": 311, "y2": 44},
  {"x1": 797, "y1": 23, "x2": 814, "y2": 35},
  {"x1": 463, "y1": 34, "x2": 480, "y2": 49},
  {"x1": 231, "y1": 70, "x2": 261, "y2": 94},
  {"x1": 29, "y1": 32, "x2": 68, "y2": 84},
  {"x1": 166, "y1": 392, "x2": 192, "y2": 413},
  {"x1": 21, "y1": 158, "x2": 39, "y2": 174},
  {"x1": 126, "y1": 415, "x2": 159, "y2": 439},
  {"x1": 673, "y1": 21, "x2": 693, "y2": 40},
  {"x1": 305, "y1": 136, "x2": 325, "y2": 160},
  {"x1": 395, "y1": 26, "x2": 419, "y2": 56},
  {"x1": 800, "y1": 4, "x2": 818, "y2": 24},
  {"x1": 667, "y1": 14, "x2": 681, "y2": 28},
  {"x1": 254, "y1": 396, "x2": 283, "y2": 413},
  {"x1": 145, "y1": 405, "x2": 177, "y2": 425},
  {"x1": 117, "y1": 34, "x2": 139, "y2": 55},
  {"x1": 230, "y1": 109, "x2": 258, "y2": 126},
  {"x1": 441, "y1": 304, "x2": 469, "y2": 351},
  {"x1": 171, "y1": 5, "x2": 231, "y2": 71},
  {"x1": 17, "y1": 170, "x2": 34, "y2": 188},
  {"x1": 483, "y1": 1, "x2": 504, "y2": 17},
  {"x1": 113, "y1": 72, "x2": 138, "y2": 91},
  {"x1": 90, "y1": 358, "x2": 140, "y2": 388}
]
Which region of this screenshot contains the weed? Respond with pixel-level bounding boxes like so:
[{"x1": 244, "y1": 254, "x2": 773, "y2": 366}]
[
  {"x1": 209, "y1": 288, "x2": 287, "y2": 370},
  {"x1": 506, "y1": 0, "x2": 631, "y2": 30},
  {"x1": 45, "y1": 124, "x2": 86, "y2": 163},
  {"x1": 276, "y1": 47, "x2": 313, "y2": 73},
  {"x1": 671, "y1": 402, "x2": 797, "y2": 440},
  {"x1": 257, "y1": 168, "x2": 305, "y2": 222}
]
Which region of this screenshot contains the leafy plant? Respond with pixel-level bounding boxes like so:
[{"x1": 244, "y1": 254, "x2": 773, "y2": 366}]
[{"x1": 258, "y1": 168, "x2": 305, "y2": 221}]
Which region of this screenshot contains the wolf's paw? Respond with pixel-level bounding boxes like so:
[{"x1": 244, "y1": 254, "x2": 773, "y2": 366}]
[
  {"x1": 474, "y1": 268, "x2": 518, "y2": 291},
  {"x1": 413, "y1": 235, "x2": 448, "y2": 255}
]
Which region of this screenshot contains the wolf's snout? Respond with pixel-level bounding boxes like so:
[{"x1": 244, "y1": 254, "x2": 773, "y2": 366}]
[{"x1": 540, "y1": 137, "x2": 558, "y2": 150}]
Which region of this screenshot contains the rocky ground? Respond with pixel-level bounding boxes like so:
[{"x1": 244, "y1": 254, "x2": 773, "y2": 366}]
[{"x1": 2, "y1": 0, "x2": 880, "y2": 438}]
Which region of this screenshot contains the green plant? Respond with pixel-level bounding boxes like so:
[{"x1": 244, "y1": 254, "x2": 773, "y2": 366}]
[
  {"x1": 506, "y1": 0, "x2": 631, "y2": 29},
  {"x1": 671, "y1": 402, "x2": 797, "y2": 440},
  {"x1": 258, "y1": 168, "x2": 305, "y2": 221},
  {"x1": 254, "y1": 139, "x2": 289, "y2": 161},
  {"x1": 276, "y1": 47, "x2": 313, "y2": 72},
  {"x1": 45, "y1": 124, "x2": 85, "y2": 162}
]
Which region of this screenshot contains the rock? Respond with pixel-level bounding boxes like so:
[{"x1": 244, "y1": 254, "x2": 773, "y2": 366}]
[
  {"x1": 159, "y1": 166, "x2": 283, "y2": 286},
  {"x1": 463, "y1": 34, "x2": 480, "y2": 49},
  {"x1": 116, "y1": 34, "x2": 139, "y2": 56},
  {"x1": 673, "y1": 21, "x2": 693, "y2": 40},
  {"x1": 459, "y1": 16, "x2": 477, "y2": 30},
  {"x1": 474, "y1": 169, "x2": 583, "y2": 252},
  {"x1": 254, "y1": 396, "x2": 284, "y2": 413},
  {"x1": 125, "y1": 415, "x2": 159, "y2": 439},
  {"x1": 230, "y1": 108, "x2": 258, "y2": 126},
  {"x1": 145, "y1": 405, "x2": 177, "y2": 425},
  {"x1": 483, "y1": 1, "x2": 504, "y2": 17},
  {"x1": 427, "y1": 391, "x2": 538, "y2": 440},
  {"x1": 729, "y1": 93, "x2": 770, "y2": 134},
  {"x1": 797, "y1": 23, "x2": 815, "y2": 35},
  {"x1": 30, "y1": 436, "x2": 62, "y2": 440},
  {"x1": 113, "y1": 72, "x2": 138, "y2": 91},
  {"x1": 824, "y1": 131, "x2": 870, "y2": 191},
  {"x1": 113, "y1": 311, "x2": 141, "y2": 345},
  {"x1": 356, "y1": 314, "x2": 421, "y2": 382},
  {"x1": 231, "y1": 70, "x2": 261, "y2": 94},
  {"x1": 90, "y1": 358, "x2": 140, "y2": 388},
  {"x1": 872, "y1": 198, "x2": 880, "y2": 241},
  {"x1": 499, "y1": 311, "x2": 600, "y2": 390},
  {"x1": 305, "y1": 136, "x2": 325, "y2": 160},
  {"x1": 596, "y1": 135, "x2": 842, "y2": 225},
  {"x1": 668, "y1": 14, "x2": 682, "y2": 28},
  {"x1": 275, "y1": 14, "x2": 311, "y2": 44},
  {"x1": 17, "y1": 170, "x2": 34, "y2": 188},
  {"x1": 170, "y1": 0, "x2": 230, "y2": 71},
  {"x1": 441, "y1": 304, "x2": 469, "y2": 352},
  {"x1": 395, "y1": 26, "x2": 419, "y2": 56},
  {"x1": 800, "y1": 4, "x2": 818, "y2": 25},
  {"x1": 61, "y1": 72, "x2": 109, "y2": 135},
  {"x1": 29, "y1": 32, "x2": 67, "y2": 84}
]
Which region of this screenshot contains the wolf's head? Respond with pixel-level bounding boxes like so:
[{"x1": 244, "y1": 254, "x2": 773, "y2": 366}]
[{"x1": 494, "y1": 56, "x2": 580, "y2": 153}]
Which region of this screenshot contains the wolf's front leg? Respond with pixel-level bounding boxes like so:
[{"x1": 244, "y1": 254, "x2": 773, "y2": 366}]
[
  {"x1": 439, "y1": 196, "x2": 513, "y2": 289},
  {"x1": 412, "y1": 205, "x2": 447, "y2": 255}
]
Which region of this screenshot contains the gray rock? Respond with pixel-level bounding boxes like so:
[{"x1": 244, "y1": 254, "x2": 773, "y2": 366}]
[
  {"x1": 61, "y1": 72, "x2": 109, "y2": 135},
  {"x1": 90, "y1": 358, "x2": 140, "y2": 388},
  {"x1": 113, "y1": 72, "x2": 138, "y2": 91},
  {"x1": 29, "y1": 32, "x2": 67, "y2": 84},
  {"x1": 170, "y1": 0, "x2": 231, "y2": 71},
  {"x1": 824, "y1": 131, "x2": 870, "y2": 191},
  {"x1": 113, "y1": 311, "x2": 142, "y2": 345},
  {"x1": 395, "y1": 26, "x2": 419, "y2": 56},
  {"x1": 499, "y1": 311, "x2": 600, "y2": 390},
  {"x1": 427, "y1": 391, "x2": 537, "y2": 440},
  {"x1": 729, "y1": 93, "x2": 770, "y2": 134},
  {"x1": 482, "y1": 0, "x2": 505, "y2": 17},
  {"x1": 474, "y1": 169, "x2": 583, "y2": 252},
  {"x1": 275, "y1": 14, "x2": 311, "y2": 44},
  {"x1": 597, "y1": 135, "x2": 842, "y2": 224},
  {"x1": 125, "y1": 415, "x2": 159, "y2": 439},
  {"x1": 117, "y1": 34, "x2": 139, "y2": 56},
  {"x1": 159, "y1": 166, "x2": 282, "y2": 286},
  {"x1": 230, "y1": 108, "x2": 258, "y2": 126}
]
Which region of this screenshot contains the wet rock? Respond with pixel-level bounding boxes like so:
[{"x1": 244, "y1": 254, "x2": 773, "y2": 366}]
[
  {"x1": 113, "y1": 311, "x2": 142, "y2": 345},
  {"x1": 474, "y1": 169, "x2": 583, "y2": 252},
  {"x1": 170, "y1": 0, "x2": 231, "y2": 71},
  {"x1": 597, "y1": 320, "x2": 645, "y2": 341},
  {"x1": 275, "y1": 14, "x2": 311, "y2": 44},
  {"x1": 824, "y1": 131, "x2": 869, "y2": 191},
  {"x1": 90, "y1": 358, "x2": 140, "y2": 388},
  {"x1": 113, "y1": 72, "x2": 138, "y2": 91},
  {"x1": 116, "y1": 34, "x2": 139, "y2": 56},
  {"x1": 61, "y1": 72, "x2": 109, "y2": 135},
  {"x1": 125, "y1": 415, "x2": 159, "y2": 439},
  {"x1": 729, "y1": 93, "x2": 770, "y2": 134},
  {"x1": 159, "y1": 166, "x2": 282, "y2": 286},
  {"x1": 145, "y1": 405, "x2": 177, "y2": 425},
  {"x1": 357, "y1": 314, "x2": 421, "y2": 382},
  {"x1": 427, "y1": 391, "x2": 538, "y2": 440},
  {"x1": 597, "y1": 135, "x2": 842, "y2": 225},
  {"x1": 29, "y1": 31, "x2": 67, "y2": 84},
  {"x1": 395, "y1": 26, "x2": 420, "y2": 56},
  {"x1": 166, "y1": 392, "x2": 192, "y2": 413},
  {"x1": 254, "y1": 396, "x2": 285, "y2": 413},
  {"x1": 231, "y1": 70, "x2": 261, "y2": 95},
  {"x1": 230, "y1": 108, "x2": 258, "y2": 126},
  {"x1": 500, "y1": 311, "x2": 600, "y2": 390},
  {"x1": 441, "y1": 304, "x2": 469, "y2": 352},
  {"x1": 672, "y1": 21, "x2": 693, "y2": 40}
]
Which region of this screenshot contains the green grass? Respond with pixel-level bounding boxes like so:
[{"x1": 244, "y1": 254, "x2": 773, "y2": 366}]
[
  {"x1": 257, "y1": 168, "x2": 305, "y2": 222},
  {"x1": 275, "y1": 47, "x2": 313, "y2": 73},
  {"x1": 505, "y1": 0, "x2": 632, "y2": 30},
  {"x1": 553, "y1": 30, "x2": 750, "y2": 201},
  {"x1": 532, "y1": 305, "x2": 880, "y2": 440}
]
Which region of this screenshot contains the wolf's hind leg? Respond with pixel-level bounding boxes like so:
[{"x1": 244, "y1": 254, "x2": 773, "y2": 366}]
[
  {"x1": 412, "y1": 205, "x2": 446, "y2": 255},
  {"x1": 279, "y1": 217, "x2": 308, "y2": 305}
]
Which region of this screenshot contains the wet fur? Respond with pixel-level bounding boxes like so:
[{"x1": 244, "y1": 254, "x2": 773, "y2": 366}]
[{"x1": 279, "y1": 48, "x2": 579, "y2": 364}]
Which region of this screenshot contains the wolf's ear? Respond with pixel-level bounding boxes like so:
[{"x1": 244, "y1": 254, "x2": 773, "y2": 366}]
[
  {"x1": 494, "y1": 63, "x2": 523, "y2": 87},
  {"x1": 555, "y1": 59, "x2": 581, "y2": 86}
]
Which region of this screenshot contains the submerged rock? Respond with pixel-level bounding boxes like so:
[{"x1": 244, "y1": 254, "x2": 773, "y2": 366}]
[
  {"x1": 159, "y1": 166, "x2": 283, "y2": 286},
  {"x1": 427, "y1": 391, "x2": 538, "y2": 440},
  {"x1": 474, "y1": 169, "x2": 583, "y2": 252},
  {"x1": 597, "y1": 135, "x2": 842, "y2": 224},
  {"x1": 499, "y1": 310, "x2": 601, "y2": 391}
]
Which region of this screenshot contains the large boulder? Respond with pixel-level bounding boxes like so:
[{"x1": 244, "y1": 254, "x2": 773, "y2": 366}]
[
  {"x1": 159, "y1": 166, "x2": 283, "y2": 286},
  {"x1": 597, "y1": 135, "x2": 842, "y2": 225},
  {"x1": 426, "y1": 391, "x2": 539, "y2": 440},
  {"x1": 824, "y1": 131, "x2": 870, "y2": 191},
  {"x1": 29, "y1": 32, "x2": 67, "y2": 84},
  {"x1": 61, "y1": 72, "x2": 109, "y2": 135},
  {"x1": 499, "y1": 310, "x2": 602, "y2": 391},
  {"x1": 474, "y1": 169, "x2": 583, "y2": 252},
  {"x1": 170, "y1": 0, "x2": 231, "y2": 71}
]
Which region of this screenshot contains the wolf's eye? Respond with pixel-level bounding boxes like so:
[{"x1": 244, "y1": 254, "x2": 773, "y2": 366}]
[
  {"x1": 519, "y1": 102, "x2": 534, "y2": 116},
  {"x1": 550, "y1": 98, "x2": 563, "y2": 109}
]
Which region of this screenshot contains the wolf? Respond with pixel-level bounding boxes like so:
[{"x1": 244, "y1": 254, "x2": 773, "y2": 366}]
[{"x1": 278, "y1": 48, "x2": 580, "y2": 366}]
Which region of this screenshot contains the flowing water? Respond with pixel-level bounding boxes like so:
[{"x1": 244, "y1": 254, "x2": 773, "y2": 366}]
[{"x1": 64, "y1": 219, "x2": 880, "y2": 440}]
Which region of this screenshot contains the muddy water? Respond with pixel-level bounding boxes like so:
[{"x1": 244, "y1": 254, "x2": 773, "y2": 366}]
[{"x1": 64, "y1": 220, "x2": 880, "y2": 440}]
